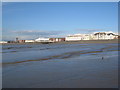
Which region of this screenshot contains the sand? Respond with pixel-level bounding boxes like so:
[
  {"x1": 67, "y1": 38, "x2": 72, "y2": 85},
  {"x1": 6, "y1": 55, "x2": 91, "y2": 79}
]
[
  {"x1": 1, "y1": 39, "x2": 119, "y2": 45},
  {"x1": 2, "y1": 43, "x2": 118, "y2": 88}
]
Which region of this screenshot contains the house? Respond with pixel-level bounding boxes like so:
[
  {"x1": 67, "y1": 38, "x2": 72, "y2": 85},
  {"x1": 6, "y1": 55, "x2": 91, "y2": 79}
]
[
  {"x1": 93, "y1": 31, "x2": 117, "y2": 40},
  {"x1": 35, "y1": 37, "x2": 50, "y2": 42},
  {"x1": 7, "y1": 41, "x2": 16, "y2": 43},
  {"x1": 0, "y1": 41, "x2": 8, "y2": 43},
  {"x1": 18, "y1": 40, "x2": 25, "y2": 43},
  {"x1": 65, "y1": 34, "x2": 90, "y2": 41},
  {"x1": 49, "y1": 38, "x2": 65, "y2": 42},
  {"x1": 25, "y1": 40, "x2": 35, "y2": 43},
  {"x1": 113, "y1": 35, "x2": 119, "y2": 39},
  {"x1": 65, "y1": 35, "x2": 82, "y2": 41}
]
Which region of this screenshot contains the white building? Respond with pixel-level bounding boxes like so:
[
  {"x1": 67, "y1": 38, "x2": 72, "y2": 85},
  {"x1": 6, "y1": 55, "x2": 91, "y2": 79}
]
[
  {"x1": 65, "y1": 35, "x2": 82, "y2": 41},
  {"x1": 93, "y1": 31, "x2": 117, "y2": 40},
  {"x1": 0, "y1": 41, "x2": 7, "y2": 43},
  {"x1": 65, "y1": 34, "x2": 90, "y2": 41},
  {"x1": 25, "y1": 40, "x2": 35, "y2": 43},
  {"x1": 35, "y1": 37, "x2": 50, "y2": 42},
  {"x1": 65, "y1": 31, "x2": 118, "y2": 41}
]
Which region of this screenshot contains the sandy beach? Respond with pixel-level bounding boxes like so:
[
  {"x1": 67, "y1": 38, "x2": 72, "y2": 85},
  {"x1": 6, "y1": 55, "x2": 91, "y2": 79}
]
[
  {"x1": 1, "y1": 39, "x2": 119, "y2": 45},
  {"x1": 2, "y1": 42, "x2": 119, "y2": 88}
]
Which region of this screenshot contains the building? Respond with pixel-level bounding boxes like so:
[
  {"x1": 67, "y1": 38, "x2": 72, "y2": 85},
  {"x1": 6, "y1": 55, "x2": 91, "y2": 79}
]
[
  {"x1": 0, "y1": 41, "x2": 8, "y2": 43},
  {"x1": 16, "y1": 37, "x2": 19, "y2": 43},
  {"x1": 35, "y1": 37, "x2": 50, "y2": 42},
  {"x1": 7, "y1": 41, "x2": 16, "y2": 43},
  {"x1": 25, "y1": 40, "x2": 35, "y2": 43},
  {"x1": 65, "y1": 34, "x2": 90, "y2": 41},
  {"x1": 18, "y1": 40, "x2": 25, "y2": 43},
  {"x1": 118, "y1": 35, "x2": 120, "y2": 39},
  {"x1": 65, "y1": 31, "x2": 118, "y2": 41},
  {"x1": 49, "y1": 38, "x2": 65, "y2": 42},
  {"x1": 113, "y1": 35, "x2": 119, "y2": 39},
  {"x1": 65, "y1": 35, "x2": 82, "y2": 41},
  {"x1": 93, "y1": 31, "x2": 117, "y2": 40}
]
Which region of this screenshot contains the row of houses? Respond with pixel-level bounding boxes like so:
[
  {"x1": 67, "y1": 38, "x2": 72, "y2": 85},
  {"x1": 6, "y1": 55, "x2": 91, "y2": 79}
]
[
  {"x1": 24, "y1": 38, "x2": 65, "y2": 43},
  {"x1": 0, "y1": 38, "x2": 65, "y2": 43},
  {"x1": 17, "y1": 31, "x2": 119, "y2": 43},
  {"x1": 65, "y1": 31, "x2": 119, "y2": 41},
  {"x1": 0, "y1": 31, "x2": 119, "y2": 43}
]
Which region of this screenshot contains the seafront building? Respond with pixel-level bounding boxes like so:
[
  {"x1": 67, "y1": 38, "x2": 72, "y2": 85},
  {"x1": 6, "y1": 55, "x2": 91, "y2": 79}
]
[
  {"x1": 35, "y1": 37, "x2": 65, "y2": 42},
  {"x1": 18, "y1": 40, "x2": 25, "y2": 43},
  {"x1": 65, "y1": 34, "x2": 82, "y2": 41},
  {"x1": 65, "y1": 31, "x2": 118, "y2": 41},
  {"x1": 94, "y1": 31, "x2": 118, "y2": 40},
  {"x1": 25, "y1": 40, "x2": 35, "y2": 43},
  {"x1": 93, "y1": 31, "x2": 118, "y2": 40},
  {"x1": 49, "y1": 38, "x2": 65, "y2": 42},
  {"x1": 4, "y1": 31, "x2": 118, "y2": 43},
  {"x1": 35, "y1": 37, "x2": 50, "y2": 42},
  {"x1": 0, "y1": 41, "x2": 8, "y2": 43},
  {"x1": 65, "y1": 34, "x2": 93, "y2": 41},
  {"x1": 66, "y1": 34, "x2": 94, "y2": 41}
]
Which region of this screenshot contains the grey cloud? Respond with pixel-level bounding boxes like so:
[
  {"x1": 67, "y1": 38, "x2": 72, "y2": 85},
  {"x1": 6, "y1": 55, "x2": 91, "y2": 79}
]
[
  {"x1": 12, "y1": 30, "x2": 62, "y2": 36},
  {"x1": 10, "y1": 30, "x2": 63, "y2": 40},
  {"x1": 76, "y1": 29, "x2": 103, "y2": 32}
]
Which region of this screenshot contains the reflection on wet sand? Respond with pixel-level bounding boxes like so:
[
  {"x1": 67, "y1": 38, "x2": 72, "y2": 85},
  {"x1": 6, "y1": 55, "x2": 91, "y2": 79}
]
[{"x1": 2, "y1": 45, "x2": 118, "y2": 65}]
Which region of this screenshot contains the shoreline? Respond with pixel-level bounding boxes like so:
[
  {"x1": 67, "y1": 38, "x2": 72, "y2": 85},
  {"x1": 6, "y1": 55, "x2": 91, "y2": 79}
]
[{"x1": 1, "y1": 39, "x2": 119, "y2": 45}]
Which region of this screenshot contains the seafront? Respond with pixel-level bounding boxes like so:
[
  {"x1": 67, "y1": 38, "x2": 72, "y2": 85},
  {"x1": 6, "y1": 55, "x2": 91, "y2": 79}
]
[{"x1": 1, "y1": 39, "x2": 119, "y2": 45}]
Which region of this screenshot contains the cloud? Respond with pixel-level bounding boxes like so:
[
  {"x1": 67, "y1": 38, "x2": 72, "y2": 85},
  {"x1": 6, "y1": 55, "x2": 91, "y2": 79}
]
[
  {"x1": 3, "y1": 30, "x2": 65, "y2": 40},
  {"x1": 2, "y1": 35, "x2": 36, "y2": 40},
  {"x1": 76, "y1": 28, "x2": 103, "y2": 32},
  {"x1": 12, "y1": 30, "x2": 62, "y2": 35},
  {"x1": 10, "y1": 30, "x2": 64, "y2": 40}
]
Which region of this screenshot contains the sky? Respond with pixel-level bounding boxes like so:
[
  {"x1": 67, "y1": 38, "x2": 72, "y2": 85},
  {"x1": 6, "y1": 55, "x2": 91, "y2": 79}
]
[{"x1": 2, "y1": 2, "x2": 118, "y2": 40}]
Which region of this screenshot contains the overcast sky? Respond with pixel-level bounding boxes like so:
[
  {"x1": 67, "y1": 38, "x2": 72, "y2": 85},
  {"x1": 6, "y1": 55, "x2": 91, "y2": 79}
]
[{"x1": 2, "y1": 2, "x2": 118, "y2": 40}]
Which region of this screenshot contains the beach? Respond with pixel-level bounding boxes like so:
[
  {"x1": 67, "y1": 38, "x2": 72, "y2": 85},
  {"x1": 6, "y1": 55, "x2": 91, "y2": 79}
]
[
  {"x1": 1, "y1": 39, "x2": 119, "y2": 45},
  {"x1": 2, "y1": 41, "x2": 119, "y2": 88}
]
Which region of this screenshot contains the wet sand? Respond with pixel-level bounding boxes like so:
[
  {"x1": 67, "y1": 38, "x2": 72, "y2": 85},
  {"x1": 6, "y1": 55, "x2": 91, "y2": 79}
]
[
  {"x1": 2, "y1": 43, "x2": 118, "y2": 88},
  {"x1": 2, "y1": 46, "x2": 118, "y2": 65},
  {"x1": 3, "y1": 54, "x2": 118, "y2": 88}
]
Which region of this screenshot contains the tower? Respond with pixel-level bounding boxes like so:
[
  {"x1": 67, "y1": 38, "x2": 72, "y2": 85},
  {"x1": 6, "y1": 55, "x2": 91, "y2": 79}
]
[{"x1": 16, "y1": 37, "x2": 18, "y2": 43}]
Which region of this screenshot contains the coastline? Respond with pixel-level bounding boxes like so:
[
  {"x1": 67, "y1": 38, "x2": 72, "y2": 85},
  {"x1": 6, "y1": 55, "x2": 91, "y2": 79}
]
[{"x1": 1, "y1": 39, "x2": 119, "y2": 45}]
